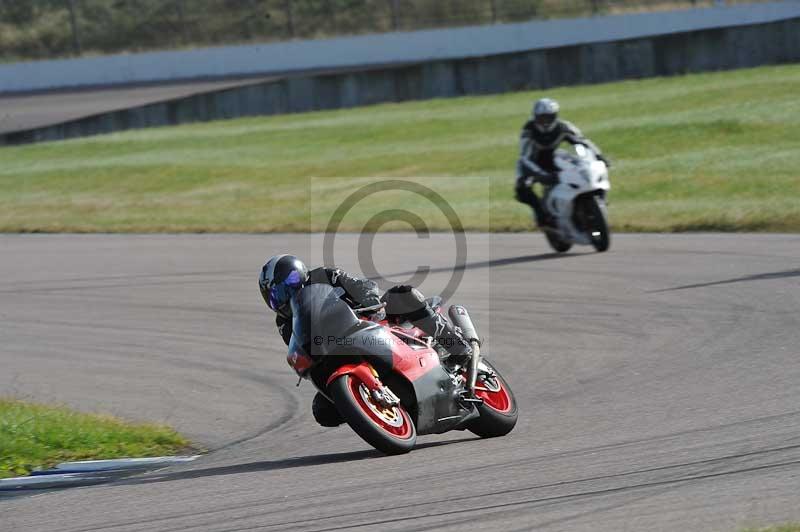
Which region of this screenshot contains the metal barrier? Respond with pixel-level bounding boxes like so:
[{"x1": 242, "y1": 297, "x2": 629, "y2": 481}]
[
  {"x1": 0, "y1": 0, "x2": 770, "y2": 61},
  {"x1": 1, "y1": 1, "x2": 798, "y2": 94},
  {"x1": 3, "y1": 12, "x2": 798, "y2": 145}
]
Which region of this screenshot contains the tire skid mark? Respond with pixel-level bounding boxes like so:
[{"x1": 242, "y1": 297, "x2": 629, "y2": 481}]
[
  {"x1": 5, "y1": 234, "x2": 800, "y2": 532},
  {"x1": 227, "y1": 458, "x2": 800, "y2": 532},
  {"x1": 463, "y1": 409, "x2": 800, "y2": 478},
  {"x1": 77, "y1": 440, "x2": 800, "y2": 532},
  {"x1": 9, "y1": 293, "x2": 258, "y2": 316},
  {"x1": 399, "y1": 476, "x2": 701, "y2": 532},
  {"x1": 2, "y1": 315, "x2": 301, "y2": 454},
  {"x1": 0, "y1": 270, "x2": 247, "y2": 290},
  {"x1": 0, "y1": 317, "x2": 265, "y2": 354},
  {"x1": 0, "y1": 277, "x2": 245, "y2": 295},
  {"x1": 219, "y1": 446, "x2": 800, "y2": 532},
  {"x1": 210, "y1": 373, "x2": 302, "y2": 452},
  {"x1": 56, "y1": 352, "x2": 800, "y2": 531}
]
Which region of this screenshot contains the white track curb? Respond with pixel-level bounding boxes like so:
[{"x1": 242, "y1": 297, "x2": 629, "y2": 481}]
[
  {"x1": 31, "y1": 455, "x2": 200, "y2": 474},
  {"x1": 0, "y1": 455, "x2": 200, "y2": 491}
]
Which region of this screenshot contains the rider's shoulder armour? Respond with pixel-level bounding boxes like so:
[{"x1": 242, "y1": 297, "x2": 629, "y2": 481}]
[{"x1": 306, "y1": 267, "x2": 333, "y2": 286}]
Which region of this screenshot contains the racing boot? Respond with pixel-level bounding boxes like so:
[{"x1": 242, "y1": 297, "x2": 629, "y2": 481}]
[
  {"x1": 411, "y1": 310, "x2": 473, "y2": 367},
  {"x1": 537, "y1": 192, "x2": 559, "y2": 230},
  {"x1": 534, "y1": 209, "x2": 556, "y2": 229},
  {"x1": 312, "y1": 392, "x2": 344, "y2": 427},
  {"x1": 522, "y1": 186, "x2": 555, "y2": 229}
]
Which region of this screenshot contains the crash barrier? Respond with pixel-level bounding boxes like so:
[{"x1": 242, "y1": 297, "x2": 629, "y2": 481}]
[
  {"x1": 0, "y1": 0, "x2": 784, "y2": 67},
  {"x1": 2, "y1": 14, "x2": 799, "y2": 145},
  {"x1": 1, "y1": 1, "x2": 798, "y2": 94}
]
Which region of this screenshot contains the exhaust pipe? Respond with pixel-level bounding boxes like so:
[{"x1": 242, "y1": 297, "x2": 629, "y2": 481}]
[
  {"x1": 448, "y1": 305, "x2": 479, "y2": 344},
  {"x1": 449, "y1": 305, "x2": 481, "y2": 394}
]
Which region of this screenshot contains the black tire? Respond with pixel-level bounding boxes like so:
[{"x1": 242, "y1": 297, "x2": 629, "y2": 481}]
[
  {"x1": 329, "y1": 374, "x2": 417, "y2": 455},
  {"x1": 583, "y1": 196, "x2": 610, "y2": 252},
  {"x1": 545, "y1": 230, "x2": 573, "y2": 253},
  {"x1": 312, "y1": 392, "x2": 344, "y2": 427},
  {"x1": 467, "y1": 359, "x2": 518, "y2": 438}
]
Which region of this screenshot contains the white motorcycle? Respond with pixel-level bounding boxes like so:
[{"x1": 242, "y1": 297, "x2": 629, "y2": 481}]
[{"x1": 529, "y1": 145, "x2": 611, "y2": 253}]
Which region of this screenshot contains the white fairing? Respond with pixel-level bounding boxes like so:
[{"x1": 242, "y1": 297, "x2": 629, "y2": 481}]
[{"x1": 544, "y1": 145, "x2": 611, "y2": 245}]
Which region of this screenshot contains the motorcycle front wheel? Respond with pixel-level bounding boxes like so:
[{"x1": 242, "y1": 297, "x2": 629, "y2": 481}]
[
  {"x1": 329, "y1": 374, "x2": 417, "y2": 455},
  {"x1": 467, "y1": 358, "x2": 518, "y2": 438},
  {"x1": 582, "y1": 196, "x2": 610, "y2": 252}
]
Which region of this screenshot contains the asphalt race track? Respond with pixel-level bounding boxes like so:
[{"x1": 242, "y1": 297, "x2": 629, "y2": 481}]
[{"x1": 1, "y1": 233, "x2": 799, "y2": 531}]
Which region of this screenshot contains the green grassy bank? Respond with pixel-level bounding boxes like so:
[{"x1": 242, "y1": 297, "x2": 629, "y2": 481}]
[
  {"x1": 742, "y1": 526, "x2": 800, "y2": 532},
  {"x1": 1, "y1": 63, "x2": 798, "y2": 233},
  {"x1": 0, "y1": 398, "x2": 190, "y2": 479}
]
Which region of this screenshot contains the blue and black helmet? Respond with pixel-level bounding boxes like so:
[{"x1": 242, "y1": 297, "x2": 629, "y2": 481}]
[{"x1": 259, "y1": 255, "x2": 309, "y2": 312}]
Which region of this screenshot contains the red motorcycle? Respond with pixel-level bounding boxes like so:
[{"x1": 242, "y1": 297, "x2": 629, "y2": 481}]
[{"x1": 286, "y1": 283, "x2": 518, "y2": 454}]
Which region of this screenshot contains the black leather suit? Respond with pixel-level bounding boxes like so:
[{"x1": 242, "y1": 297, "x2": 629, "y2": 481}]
[
  {"x1": 275, "y1": 268, "x2": 471, "y2": 360},
  {"x1": 275, "y1": 267, "x2": 381, "y2": 345}
]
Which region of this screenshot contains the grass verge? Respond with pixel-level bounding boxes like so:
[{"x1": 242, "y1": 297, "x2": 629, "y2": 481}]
[
  {"x1": 742, "y1": 526, "x2": 800, "y2": 532},
  {"x1": 0, "y1": 63, "x2": 798, "y2": 232},
  {"x1": 0, "y1": 398, "x2": 191, "y2": 479}
]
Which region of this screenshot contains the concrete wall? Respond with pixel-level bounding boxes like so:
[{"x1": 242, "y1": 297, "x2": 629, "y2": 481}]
[
  {"x1": 3, "y1": 15, "x2": 799, "y2": 146},
  {"x1": 1, "y1": 0, "x2": 800, "y2": 94}
]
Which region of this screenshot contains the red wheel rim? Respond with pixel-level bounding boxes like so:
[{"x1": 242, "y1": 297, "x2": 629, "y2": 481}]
[
  {"x1": 474, "y1": 374, "x2": 513, "y2": 413},
  {"x1": 347, "y1": 376, "x2": 414, "y2": 439}
]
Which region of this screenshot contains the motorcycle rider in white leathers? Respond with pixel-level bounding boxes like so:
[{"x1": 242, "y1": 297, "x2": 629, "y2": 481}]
[{"x1": 515, "y1": 98, "x2": 610, "y2": 228}]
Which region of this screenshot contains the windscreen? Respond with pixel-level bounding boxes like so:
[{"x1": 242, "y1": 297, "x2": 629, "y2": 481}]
[{"x1": 290, "y1": 283, "x2": 361, "y2": 358}]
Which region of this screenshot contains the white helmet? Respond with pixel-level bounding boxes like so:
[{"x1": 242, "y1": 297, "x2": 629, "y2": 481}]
[{"x1": 532, "y1": 98, "x2": 560, "y2": 133}]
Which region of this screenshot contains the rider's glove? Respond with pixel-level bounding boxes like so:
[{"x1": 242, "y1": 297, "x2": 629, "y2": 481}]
[
  {"x1": 277, "y1": 319, "x2": 293, "y2": 346},
  {"x1": 534, "y1": 171, "x2": 559, "y2": 187}
]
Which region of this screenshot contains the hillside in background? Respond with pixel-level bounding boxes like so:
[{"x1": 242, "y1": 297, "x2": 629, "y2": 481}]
[{"x1": 0, "y1": 0, "x2": 767, "y2": 62}]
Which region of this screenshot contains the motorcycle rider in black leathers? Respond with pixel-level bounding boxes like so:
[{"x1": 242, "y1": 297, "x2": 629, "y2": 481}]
[
  {"x1": 258, "y1": 254, "x2": 474, "y2": 427},
  {"x1": 515, "y1": 98, "x2": 609, "y2": 228}
]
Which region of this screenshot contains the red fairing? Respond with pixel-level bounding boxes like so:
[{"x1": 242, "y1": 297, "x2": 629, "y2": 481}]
[
  {"x1": 358, "y1": 317, "x2": 440, "y2": 382},
  {"x1": 287, "y1": 350, "x2": 314, "y2": 377},
  {"x1": 392, "y1": 348, "x2": 440, "y2": 382},
  {"x1": 387, "y1": 332, "x2": 440, "y2": 382},
  {"x1": 326, "y1": 362, "x2": 383, "y2": 389}
]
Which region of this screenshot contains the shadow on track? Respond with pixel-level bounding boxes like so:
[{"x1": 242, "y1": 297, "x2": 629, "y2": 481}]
[
  {"x1": 376, "y1": 252, "x2": 586, "y2": 280},
  {"x1": 649, "y1": 268, "x2": 800, "y2": 293},
  {"x1": 119, "y1": 437, "x2": 479, "y2": 486}
]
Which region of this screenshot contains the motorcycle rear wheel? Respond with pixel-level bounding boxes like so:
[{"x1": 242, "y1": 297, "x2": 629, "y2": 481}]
[
  {"x1": 544, "y1": 230, "x2": 573, "y2": 253},
  {"x1": 329, "y1": 374, "x2": 417, "y2": 455},
  {"x1": 467, "y1": 359, "x2": 518, "y2": 438}
]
